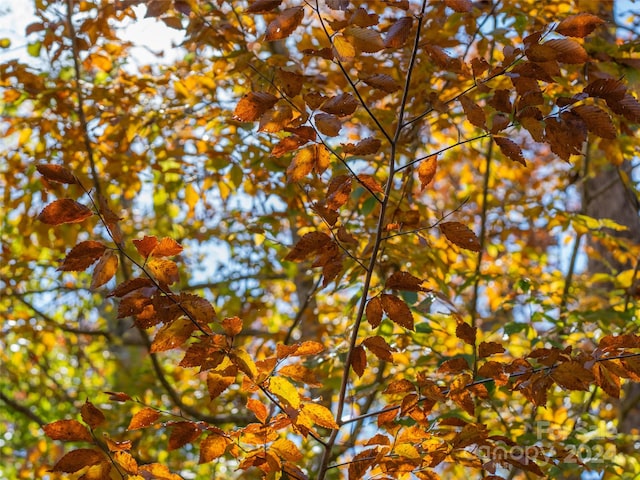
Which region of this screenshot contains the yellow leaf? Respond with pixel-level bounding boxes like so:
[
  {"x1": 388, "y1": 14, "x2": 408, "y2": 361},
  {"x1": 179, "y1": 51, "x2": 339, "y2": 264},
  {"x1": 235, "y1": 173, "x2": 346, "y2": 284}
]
[
  {"x1": 269, "y1": 376, "x2": 300, "y2": 408},
  {"x1": 333, "y1": 34, "x2": 355, "y2": 61},
  {"x1": 301, "y1": 403, "x2": 339, "y2": 429},
  {"x1": 91, "y1": 250, "x2": 119, "y2": 290}
]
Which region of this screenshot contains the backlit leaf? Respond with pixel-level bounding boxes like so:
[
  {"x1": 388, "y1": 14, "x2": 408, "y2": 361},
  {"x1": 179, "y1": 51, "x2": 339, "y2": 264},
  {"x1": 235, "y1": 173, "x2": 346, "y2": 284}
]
[
  {"x1": 153, "y1": 237, "x2": 184, "y2": 257},
  {"x1": 127, "y1": 408, "x2": 160, "y2": 430},
  {"x1": 233, "y1": 92, "x2": 278, "y2": 122},
  {"x1": 222, "y1": 316, "x2": 243, "y2": 336},
  {"x1": 150, "y1": 317, "x2": 196, "y2": 352},
  {"x1": 207, "y1": 372, "x2": 235, "y2": 399},
  {"x1": 247, "y1": 398, "x2": 268, "y2": 424},
  {"x1": 418, "y1": 155, "x2": 437, "y2": 189},
  {"x1": 44, "y1": 420, "x2": 93, "y2": 442},
  {"x1": 555, "y1": 13, "x2": 604, "y2": 38},
  {"x1": 81, "y1": 401, "x2": 105, "y2": 429},
  {"x1": 551, "y1": 360, "x2": 594, "y2": 391},
  {"x1": 366, "y1": 296, "x2": 383, "y2": 328},
  {"x1": 269, "y1": 376, "x2": 300, "y2": 408},
  {"x1": 287, "y1": 146, "x2": 314, "y2": 182},
  {"x1": 386, "y1": 271, "x2": 427, "y2": 292},
  {"x1": 440, "y1": 222, "x2": 482, "y2": 252},
  {"x1": 333, "y1": 34, "x2": 355, "y2": 61},
  {"x1": 544, "y1": 38, "x2": 588, "y2": 64},
  {"x1": 384, "y1": 16, "x2": 412, "y2": 48},
  {"x1": 36, "y1": 164, "x2": 77, "y2": 184},
  {"x1": 265, "y1": 7, "x2": 304, "y2": 41},
  {"x1": 51, "y1": 449, "x2": 105, "y2": 473},
  {"x1": 167, "y1": 421, "x2": 201, "y2": 451},
  {"x1": 147, "y1": 258, "x2": 179, "y2": 285},
  {"x1": 285, "y1": 231, "x2": 332, "y2": 262},
  {"x1": 352, "y1": 345, "x2": 367, "y2": 377},
  {"x1": 343, "y1": 137, "x2": 381, "y2": 156},
  {"x1": 572, "y1": 105, "x2": 616, "y2": 139},
  {"x1": 344, "y1": 26, "x2": 384, "y2": 53},
  {"x1": 133, "y1": 236, "x2": 158, "y2": 259},
  {"x1": 199, "y1": 434, "x2": 228, "y2": 463},
  {"x1": 38, "y1": 199, "x2": 93, "y2": 225},
  {"x1": 90, "y1": 250, "x2": 119, "y2": 290},
  {"x1": 58, "y1": 241, "x2": 106, "y2": 272},
  {"x1": 301, "y1": 403, "x2": 339, "y2": 429},
  {"x1": 363, "y1": 335, "x2": 395, "y2": 362},
  {"x1": 381, "y1": 294, "x2": 414, "y2": 330}
]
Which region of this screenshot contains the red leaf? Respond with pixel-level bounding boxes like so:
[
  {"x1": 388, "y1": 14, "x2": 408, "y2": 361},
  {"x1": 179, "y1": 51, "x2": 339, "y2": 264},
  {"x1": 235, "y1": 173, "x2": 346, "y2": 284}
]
[
  {"x1": 38, "y1": 199, "x2": 93, "y2": 225},
  {"x1": 58, "y1": 241, "x2": 107, "y2": 272},
  {"x1": 36, "y1": 164, "x2": 77, "y2": 184}
]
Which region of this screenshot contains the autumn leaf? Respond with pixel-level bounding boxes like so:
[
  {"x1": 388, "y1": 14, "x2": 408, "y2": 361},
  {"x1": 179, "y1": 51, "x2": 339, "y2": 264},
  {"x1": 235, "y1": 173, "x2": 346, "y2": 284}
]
[
  {"x1": 51, "y1": 449, "x2": 105, "y2": 473},
  {"x1": 384, "y1": 16, "x2": 413, "y2": 48},
  {"x1": 493, "y1": 136, "x2": 526, "y2": 166},
  {"x1": 247, "y1": 398, "x2": 268, "y2": 424},
  {"x1": 315, "y1": 112, "x2": 342, "y2": 137},
  {"x1": 245, "y1": 0, "x2": 282, "y2": 14},
  {"x1": 36, "y1": 164, "x2": 77, "y2": 184},
  {"x1": 363, "y1": 335, "x2": 395, "y2": 362},
  {"x1": 58, "y1": 241, "x2": 106, "y2": 271},
  {"x1": 269, "y1": 376, "x2": 300, "y2": 409},
  {"x1": 167, "y1": 421, "x2": 201, "y2": 451},
  {"x1": 127, "y1": 408, "x2": 160, "y2": 430},
  {"x1": 221, "y1": 316, "x2": 243, "y2": 336},
  {"x1": 301, "y1": 403, "x2": 339, "y2": 429},
  {"x1": 233, "y1": 91, "x2": 278, "y2": 122},
  {"x1": 207, "y1": 372, "x2": 235, "y2": 399},
  {"x1": 440, "y1": 221, "x2": 482, "y2": 252},
  {"x1": 80, "y1": 401, "x2": 105, "y2": 429},
  {"x1": 352, "y1": 344, "x2": 367, "y2": 377},
  {"x1": 478, "y1": 341, "x2": 505, "y2": 358},
  {"x1": 333, "y1": 34, "x2": 355, "y2": 61},
  {"x1": 555, "y1": 13, "x2": 604, "y2": 38},
  {"x1": 44, "y1": 419, "x2": 93, "y2": 442},
  {"x1": 551, "y1": 360, "x2": 595, "y2": 391},
  {"x1": 343, "y1": 137, "x2": 381, "y2": 156},
  {"x1": 265, "y1": 6, "x2": 304, "y2": 41},
  {"x1": 38, "y1": 199, "x2": 93, "y2": 225},
  {"x1": 456, "y1": 322, "x2": 477, "y2": 346},
  {"x1": 287, "y1": 146, "x2": 314, "y2": 182},
  {"x1": 150, "y1": 317, "x2": 196, "y2": 352},
  {"x1": 199, "y1": 434, "x2": 228, "y2": 463},
  {"x1": 385, "y1": 271, "x2": 427, "y2": 292},
  {"x1": 459, "y1": 95, "x2": 486, "y2": 129},
  {"x1": 572, "y1": 104, "x2": 617, "y2": 139},
  {"x1": 321, "y1": 93, "x2": 359, "y2": 117},
  {"x1": 147, "y1": 257, "x2": 179, "y2": 285},
  {"x1": 152, "y1": 237, "x2": 183, "y2": 257},
  {"x1": 417, "y1": 155, "x2": 437, "y2": 189},
  {"x1": 90, "y1": 250, "x2": 119, "y2": 290},
  {"x1": 380, "y1": 294, "x2": 414, "y2": 330},
  {"x1": 284, "y1": 231, "x2": 332, "y2": 262},
  {"x1": 360, "y1": 73, "x2": 400, "y2": 93}
]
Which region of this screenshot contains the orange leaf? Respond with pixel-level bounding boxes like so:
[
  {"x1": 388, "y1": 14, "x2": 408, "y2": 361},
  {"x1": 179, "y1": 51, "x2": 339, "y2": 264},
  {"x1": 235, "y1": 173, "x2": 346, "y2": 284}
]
[
  {"x1": 438, "y1": 357, "x2": 470, "y2": 374},
  {"x1": 459, "y1": 95, "x2": 486, "y2": 129},
  {"x1": 36, "y1": 164, "x2": 77, "y2": 184},
  {"x1": 51, "y1": 449, "x2": 105, "y2": 473},
  {"x1": 417, "y1": 156, "x2": 437, "y2": 189},
  {"x1": 478, "y1": 361, "x2": 509, "y2": 386},
  {"x1": 440, "y1": 221, "x2": 482, "y2": 252},
  {"x1": 233, "y1": 91, "x2": 278, "y2": 122},
  {"x1": 366, "y1": 296, "x2": 383, "y2": 328},
  {"x1": 222, "y1": 316, "x2": 243, "y2": 336},
  {"x1": 551, "y1": 360, "x2": 595, "y2": 391},
  {"x1": 44, "y1": 419, "x2": 93, "y2": 442},
  {"x1": 275, "y1": 69, "x2": 304, "y2": 97},
  {"x1": 287, "y1": 146, "x2": 314, "y2": 182},
  {"x1": 265, "y1": 6, "x2": 304, "y2": 41},
  {"x1": 150, "y1": 317, "x2": 196, "y2": 352},
  {"x1": 343, "y1": 137, "x2": 382, "y2": 156},
  {"x1": 199, "y1": 434, "x2": 228, "y2": 463},
  {"x1": 363, "y1": 335, "x2": 395, "y2": 362},
  {"x1": 133, "y1": 235, "x2": 158, "y2": 259},
  {"x1": 386, "y1": 271, "x2": 427, "y2": 292},
  {"x1": 207, "y1": 372, "x2": 236, "y2": 399},
  {"x1": 284, "y1": 231, "x2": 332, "y2": 262},
  {"x1": 38, "y1": 199, "x2": 93, "y2": 225},
  {"x1": 106, "y1": 438, "x2": 132, "y2": 452},
  {"x1": 147, "y1": 257, "x2": 179, "y2": 285},
  {"x1": 90, "y1": 250, "x2": 119, "y2": 290},
  {"x1": 152, "y1": 237, "x2": 183, "y2": 257},
  {"x1": 271, "y1": 438, "x2": 304, "y2": 461},
  {"x1": 315, "y1": 112, "x2": 342, "y2": 137},
  {"x1": 292, "y1": 340, "x2": 325, "y2": 356},
  {"x1": 344, "y1": 26, "x2": 384, "y2": 53},
  {"x1": 271, "y1": 135, "x2": 307, "y2": 157},
  {"x1": 168, "y1": 421, "x2": 201, "y2": 451},
  {"x1": 278, "y1": 363, "x2": 321, "y2": 387},
  {"x1": 269, "y1": 376, "x2": 300, "y2": 408},
  {"x1": 478, "y1": 341, "x2": 505, "y2": 358},
  {"x1": 357, "y1": 174, "x2": 384, "y2": 193},
  {"x1": 456, "y1": 322, "x2": 477, "y2": 345},
  {"x1": 360, "y1": 73, "x2": 400, "y2": 93},
  {"x1": 247, "y1": 398, "x2": 269, "y2": 424},
  {"x1": 58, "y1": 241, "x2": 106, "y2": 272},
  {"x1": 594, "y1": 363, "x2": 620, "y2": 398},
  {"x1": 333, "y1": 33, "x2": 355, "y2": 61},
  {"x1": 380, "y1": 294, "x2": 414, "y2": 330},
  {"x1": 321, "y1": 93, "x2": 358, "y2": 117},
  {"x1": 352, "y1": 344, "x2": 367, "y2": 377},
  {"x1": 105, "y1": 391, "x2": 132, "y2": 402},
  {"x1": 326, "y1": 174, "x2": 352, "y2": 210},
  {"x1": 301, "y1": 403, "x2": 339, "y2": 429},
  {"x1": 127, "y1": 408, "x2": 160, "y2": 430},
  {"x1": 544, "y1": 38, "x2": 588, "y2": 64},
  {"x1": 384, "y1": 16, "x2": 412, "y2": 48},
  {"x1": 555, "y1": 13, "x2": 604, "y2": 38},
  {"x1": 81, "y1": 401, "x2": 105, "y2": 429},
  {"x1": 445, "y1": 0, "x2": 472, "y2": 12},
  {"x1": 180, "y1": 293, "x2": 217, "y2": 326}
]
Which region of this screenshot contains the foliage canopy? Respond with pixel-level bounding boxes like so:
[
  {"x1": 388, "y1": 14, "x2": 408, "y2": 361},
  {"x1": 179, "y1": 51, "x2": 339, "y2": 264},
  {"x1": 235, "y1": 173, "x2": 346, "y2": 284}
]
[{"x1": 2, "y1": 0, "x2": 640, "y2": 479}]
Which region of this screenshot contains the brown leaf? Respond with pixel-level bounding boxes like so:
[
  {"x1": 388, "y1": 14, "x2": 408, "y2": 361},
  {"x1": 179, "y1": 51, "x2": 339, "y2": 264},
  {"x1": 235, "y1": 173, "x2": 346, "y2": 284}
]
[
  {"x1": 58, "y1": 241, "x2": 106, "y2": 272},
  {"x1": 366, "y1": 296, "x2": 383, "y2": 328},
  {"x1": 271, "y1": 135, "x2": 307, "y2": 157},
  {"x1": 90, "y1": 250, "x2": 119, "y2": 290},
  {"x1": 127, "y1": 408, "x2": 160, "y2": 430},
  {"x1": 44, "y1": 419, "x2": 93, "y2": 442},
  {"x1": 438, "y1": 357, "x2": 470, "y2": 374},
  {"x1": 265, "y1": 7, "x2": 304, "y2": 41},
  {"x1": 326, "y1": 174, "x2": 352, "y2": 210},
  {"x1": 221, "y1": 316, "x2": 243, "y2": 336},
  {"x1": 544, "y1": 38, "x2": 589, "y2": 64},
  {"x1": 594, "y1": 363, "x2": 620, "y2": 398},
  {"x1": 275, "y1": 69, "x2": 304, "y2": 97},
  {"x1": 477, "y1": 361, "x2": 509, "y2": 386},
  {"x1": 36, "y1": 164, "x2": 77, "y2": 184},
  {"x1": 285, "y1": 231, "x2": 332, "y2": 262},
  {"x1": 584, "y1": 78, "x2": 626, "y2": 101},
  {"x1": 150, "y1": 317, "x2": 196, "y2": 352},
  {"x1": 363, "y1": 335, "x2": 395, "y2": 362},
  {"x1": 168, "y1": 421, "x2": 201, "y2": 451},
  {"x1": 321, "y1": 93, "x2": 359, "y2": 117},
  {"x1": 417, "y1": 155, "x2": 437, "y2": 190},
  {"x1": 153, "y1": 237, "x2": 184, "y2": 257},
  {"x1": 459, "y1": 95, "x2": 486, "y2": 129},
  {"x1": 81, "y1": 401, "x2": 105, "y2": 429},
  {"x1": 551, "y1": 360, "x2": 595, "y2": 391},
  {"x1": 545, "y1": 114, "x2": 586, "y2": 161},
  {"x1": 51, "y1": 449, "x2": 105, "y2": 473},
  {"x1": 104, "y1": 391, "x2": 132, "y2": 403},
  {"x1": 326, "y1": 0, "x2": 348, "y2": 9},
  {"x1": 38, "y1": 199, "x2": 93, "y2": 225},
  {"x1": 246, "y1": 0, "x2": 282, "y2": 14},
  {"x1": 493, "y1": 136, "x2": 526, "y2": 166},
  {"x1": 555, "y1": 13, "x2": 604, "y2": 38},
  {"x1": 356, "y1": 174, "x2": 384, "y2": 194},
  {"x1": 456, "y1": 322, "x2": 477, "y2": 345},
  {"x1": 360, "y1": 73, "x2": 400, "y2": 93},
  {"x1": 380, "y1": 294, "x2": 414, "y2": 330},
  {"x1": 352, "y1": 344, "x2": 367, "y2": 377},
  {"x1": 386, "y1": 271, "x2": 427, "y2": 292},
  {"x1": 343, "y1": 137, "x2": 382, "y2": 156},
  {"x1": 315, "y1": 112, "x2": 342, "y2": 137},
  {"x1": 109, "y1": 277, "x2": 154, "y2": 298},
  {"x1": 572, "y1": 105, "x2": 616, "y2": 139},
  {"x1": 608, "y1": 93, "x2": 640, "y2": 123},
  {"x1": 199, "y1": 434, "x2": 228, "y2": 463},
  {"x1": 147, "y1": 258, "x2": 179, "y2": 285},
  {"x1": 440, "y1": 222, "x2": 482, "y2": 252},
  {"x1": 344, "y1": 26, "x2": 384, "y2": 53},
  {"x1": 445, "y1": 0, "x2": 472, "y2": 12},
  {"x1": 384, "y1": 16, "x2": 413, "y2": 48},
  {"x1": 233, "y1": 91, "x2": 278, "y2": 122},
  {"x1": 478, "y1": 341, "x2": 505, "y2": 358}
]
